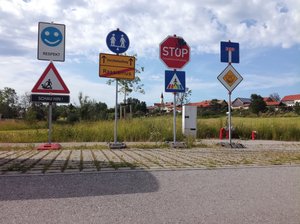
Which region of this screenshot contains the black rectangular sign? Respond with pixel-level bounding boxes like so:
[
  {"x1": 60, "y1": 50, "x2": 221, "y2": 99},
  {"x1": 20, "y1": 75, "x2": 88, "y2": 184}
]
[{"x1": 31, "y1": 94, "x2": 70, "y2": 103}]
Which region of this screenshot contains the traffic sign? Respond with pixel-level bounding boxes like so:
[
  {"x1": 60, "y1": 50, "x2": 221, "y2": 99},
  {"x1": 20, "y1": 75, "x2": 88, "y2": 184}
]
[
  {"x1": 38, "y1": 22, "x2": 65, "y2": 62},
  {"x1": 217, "y1": 64, "x2": 243, "y2": 92},
  {"x1": 99, "y1": 53, "x2": 135, "y2": 80},
  {"x1": 106, "y1": 29, "x2": 130, "y2": 54},
  {"x1": 31, "y1": 94, "x2": 70, "y2": 103},
  {"x1": 32, "y1": 62, "x2": 70, "y2": 93},
  {"x1": 165, "y1": 70, "x2": 185, "y2": 93},
  {"x1": 160, "y1": 35, "x2": 190, "y2": 69},
  {"x1": 220, "y1": 41, "x2": 239, "y2": 63}
]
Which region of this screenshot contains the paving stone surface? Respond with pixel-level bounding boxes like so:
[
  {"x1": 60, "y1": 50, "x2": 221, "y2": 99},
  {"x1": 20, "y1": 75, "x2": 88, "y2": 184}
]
[{"x1": 0, "y1": 140, "x2": 300, "y2": 175}]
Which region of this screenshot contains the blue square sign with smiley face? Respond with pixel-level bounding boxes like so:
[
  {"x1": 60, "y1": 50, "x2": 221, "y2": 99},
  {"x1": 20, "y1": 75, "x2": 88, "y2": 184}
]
[{"x1": 38, "y1": 22, "x2": 65, "y2": 62}]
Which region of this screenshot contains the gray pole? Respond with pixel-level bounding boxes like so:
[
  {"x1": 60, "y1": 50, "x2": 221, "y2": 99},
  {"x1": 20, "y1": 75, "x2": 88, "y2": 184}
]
[
  {"x1": 228, "y1": 91, "x2": 232, "y2": 145},
  {"x1": 228, "y1": 42, "x2": 232, "y2": 146},
  {"x1": 114, "y1": 79, "x2": 118, "y2": 143},
  {"x1": 48, "y1": 102, "x2": 52, "y2": 144},
  {"x1": 173, "y1": 92, "x2": 176, "y2": 144}
]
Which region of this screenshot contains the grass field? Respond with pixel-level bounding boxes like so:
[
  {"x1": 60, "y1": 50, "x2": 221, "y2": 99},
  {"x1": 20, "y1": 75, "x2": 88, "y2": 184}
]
[{"x1": 0, "y1": 116, "x2": 299, "y2": 143}]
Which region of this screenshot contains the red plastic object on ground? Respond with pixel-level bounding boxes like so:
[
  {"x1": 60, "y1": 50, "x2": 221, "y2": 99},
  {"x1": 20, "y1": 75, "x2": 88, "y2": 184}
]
[
  {"x1": 251, "y1": 131, "x2": 257, "y2": 140},
  {"x1": 219, "y1": 128, "x2": 225, "y2": 139},
  {"x1": 37, "y1": 143, "x2": 62, "y2": 150}
]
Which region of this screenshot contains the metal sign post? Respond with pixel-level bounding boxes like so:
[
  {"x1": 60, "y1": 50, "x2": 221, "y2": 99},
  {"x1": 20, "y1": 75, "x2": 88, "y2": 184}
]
[
  {"x1": 228, "y1": 91, "x2": 232, "y2": 145},
  {"x1": 228, "y1": 47, "x2": 232, "y2": 146},
  {"x1": 164, "y1": 70, "x2": 186, "y2": 148},
  {"x1": 173, "y1": 92, "x2": 177, "y2": 144},
  {"x1": 160, "y1": 34, "x2": 190, "y2": 148},
  {"x1": 34, "y1": 21, "x2": 68, "y2": 151},
  {"x1": 48, "y1": 102, "x2": 52, "y2": 144},
  {"x1": 114, "y1": 79, "x2": 118, "y2": 144},
  {"x1": 218, "y1": 40, "x2": 242, "y2": 147},
  {"x1": 104, "y1": 28, "x2": 131, "y2": 149}
]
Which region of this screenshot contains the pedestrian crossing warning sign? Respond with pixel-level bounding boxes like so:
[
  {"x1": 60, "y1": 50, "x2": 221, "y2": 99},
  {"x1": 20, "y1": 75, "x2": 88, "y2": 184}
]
[
  {"x1": 31, "y1": 62, "x2": 70, "y2": 94},
  {"x1": 165, "y1": 70, "x2": 185, "y2": 93}
]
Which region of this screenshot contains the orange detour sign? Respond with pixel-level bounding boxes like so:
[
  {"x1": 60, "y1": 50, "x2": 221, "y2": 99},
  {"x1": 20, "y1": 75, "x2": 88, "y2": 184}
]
[{"x1": 99, "y1": 53, "x2": 135, "y2": 80}]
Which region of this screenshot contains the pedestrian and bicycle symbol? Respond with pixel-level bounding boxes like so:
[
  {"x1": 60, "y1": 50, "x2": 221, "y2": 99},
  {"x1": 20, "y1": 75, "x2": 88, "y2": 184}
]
[
  {"x1": 165, "y1": 70, "x2": 186, "y2": 93},
  {"x1": 106, "y1": 29, "x2": 130, "y2": 54}
]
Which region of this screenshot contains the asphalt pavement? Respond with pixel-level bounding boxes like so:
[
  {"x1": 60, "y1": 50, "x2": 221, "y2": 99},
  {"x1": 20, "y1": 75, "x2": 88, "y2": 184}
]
[{"x1": 1, "y1": 167, "x2": 299, "y2": 224}]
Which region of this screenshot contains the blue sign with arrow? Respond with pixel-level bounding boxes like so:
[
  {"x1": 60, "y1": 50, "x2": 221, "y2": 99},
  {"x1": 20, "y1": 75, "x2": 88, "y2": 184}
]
[
  {"x1": 165, "y1": 70, "x2": 186, "y2": 93},
  {"x1": 220, "y1": 41, "x2": 239, "y2": 63},
  {"x1": 106, "y1": 29, "x2": 130, "y2": 54}
]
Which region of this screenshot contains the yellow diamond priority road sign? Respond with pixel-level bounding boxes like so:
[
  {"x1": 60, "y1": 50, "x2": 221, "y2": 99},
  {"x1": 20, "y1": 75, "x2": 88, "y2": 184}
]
[{"x1": 217, "y1": 64, "x2": 243, "y2": 92}]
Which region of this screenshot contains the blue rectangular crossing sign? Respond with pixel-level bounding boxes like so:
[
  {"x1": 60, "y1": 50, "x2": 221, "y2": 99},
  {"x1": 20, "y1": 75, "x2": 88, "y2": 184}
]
[
  {"x1": 165, "y1": 70, "x2": 186, "y2": 93},
  {"x1": 220, "y1": 41, "x2": 239, "y2": 63}
]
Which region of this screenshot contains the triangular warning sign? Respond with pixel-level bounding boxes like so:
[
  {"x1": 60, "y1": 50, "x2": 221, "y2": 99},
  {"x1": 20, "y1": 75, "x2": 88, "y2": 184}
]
[
  {"x1": 32, "y1": 62, "x2": 70, "y2": 94},
  {"x1": 166, "y1": 73, "x2": 184, "y2": 90}
]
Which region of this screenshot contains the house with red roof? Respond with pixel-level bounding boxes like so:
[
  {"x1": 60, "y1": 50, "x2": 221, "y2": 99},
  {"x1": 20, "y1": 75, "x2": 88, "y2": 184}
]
[
  {"x1": 263, "y1": 97, "x2": 283, "y2": 109},
  {"x1": 186, "y1": 100, "x2": 227, "y2": 109},
  {"x1": 281, "y1": 94, "x2": 300, "y2": 106}
]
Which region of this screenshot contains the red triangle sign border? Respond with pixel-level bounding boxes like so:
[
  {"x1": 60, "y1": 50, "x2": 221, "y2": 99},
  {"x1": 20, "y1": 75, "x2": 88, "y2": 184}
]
[{"x1": 31, "y1": 62, "x2": 70, "y2": 94}]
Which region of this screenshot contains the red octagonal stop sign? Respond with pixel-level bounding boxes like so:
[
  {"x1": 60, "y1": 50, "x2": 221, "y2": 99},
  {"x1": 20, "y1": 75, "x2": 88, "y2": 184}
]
[{"x1": 159, "y1": 35, "x2": 190, "y2": 69}]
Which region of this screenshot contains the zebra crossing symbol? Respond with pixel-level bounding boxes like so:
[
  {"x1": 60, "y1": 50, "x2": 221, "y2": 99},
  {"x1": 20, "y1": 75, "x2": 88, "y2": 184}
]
[{"x1": 165, "y1": 70, "x2": 185, "y2": 93}]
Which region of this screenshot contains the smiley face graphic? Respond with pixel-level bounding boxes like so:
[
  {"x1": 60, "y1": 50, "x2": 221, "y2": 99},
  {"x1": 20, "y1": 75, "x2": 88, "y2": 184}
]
[{"x1": 41, "y1": 27, "x2": 63, "y2": 47}]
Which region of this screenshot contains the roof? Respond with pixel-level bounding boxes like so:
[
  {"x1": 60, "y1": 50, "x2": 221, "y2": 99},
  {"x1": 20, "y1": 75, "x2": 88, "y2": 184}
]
[
  {"x1": 265, "y1": 101, "x2": 281, "y2": 106},
  {"x1": 281, "y1": 94, "x2": 300, "y2": 102},
  {"x1": 236, "y1": 98, "x2": 251, "y2": 103},
  {"x1": 187, "y1": 101, "x2": 211, "y2": 108},
  {"x1": 263, "y1": 97, "x2": 274, "y2": 102},
  {"x1": 187, "y1": 100, "x2": 226, "y2": 108}
]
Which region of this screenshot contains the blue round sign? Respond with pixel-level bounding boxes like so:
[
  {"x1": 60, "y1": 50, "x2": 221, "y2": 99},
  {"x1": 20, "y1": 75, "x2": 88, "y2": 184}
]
[
  {"x1": 41, "y1": 26, "x2": 63, "y2": 47},
  {"x1": 106, "y1": 29, "x2": 130, "y2": 53}
]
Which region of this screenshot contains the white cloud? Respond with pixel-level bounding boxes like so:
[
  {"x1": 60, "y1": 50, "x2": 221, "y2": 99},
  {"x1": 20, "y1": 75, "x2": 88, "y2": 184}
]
[{"x1": 0, "y1": 0, "x2": 299, "y2": 107}]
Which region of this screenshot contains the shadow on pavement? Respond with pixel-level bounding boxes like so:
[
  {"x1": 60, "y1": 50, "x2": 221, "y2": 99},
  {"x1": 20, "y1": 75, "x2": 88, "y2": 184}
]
[{"x1": 0, "y1": 171, "x2": 160, "y2": 201}]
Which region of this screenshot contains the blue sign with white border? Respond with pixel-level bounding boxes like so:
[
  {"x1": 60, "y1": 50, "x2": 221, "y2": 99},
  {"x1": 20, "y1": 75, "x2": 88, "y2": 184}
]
[
  {"x1": 220, "y1": 41, "x2": 239, "y2": 63},
  {"x1": 165, "y1": 70, "x2": 186, "y2": 93},
  {"x1": 106, "y1": 29, "x2": 130, "y2": 54}
]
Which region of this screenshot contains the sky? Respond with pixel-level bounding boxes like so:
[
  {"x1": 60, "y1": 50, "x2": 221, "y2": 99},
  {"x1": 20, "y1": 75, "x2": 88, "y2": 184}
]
[{"x1": 0, "y1": 0, "x2": 299, "y2": 107}]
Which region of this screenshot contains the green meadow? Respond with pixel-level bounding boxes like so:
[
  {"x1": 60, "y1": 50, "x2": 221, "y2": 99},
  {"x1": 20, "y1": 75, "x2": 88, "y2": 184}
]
[{"x1": 0, "y1": 116, "x2": 299, "y2": 143}]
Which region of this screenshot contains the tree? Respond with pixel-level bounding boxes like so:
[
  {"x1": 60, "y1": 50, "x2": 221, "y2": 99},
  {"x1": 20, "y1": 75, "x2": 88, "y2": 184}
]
[
  {"x1": 127, "y1": 97, "x2": 148, "y2": 115},
  {"x1": 0, "y1": 87, "x2": 19, "y2": 118},
  {"x1": 65, "y1": 104, "x2": 80, "y2": 123},
  {"x1": 25, "y1": 102, "x2": 47, "y2": 121},
  {"x1": 210, "y1": 99, "x2": 227, "y2": 113},
  {"x1": 176, "y1": 88, "x2": 192, "y2": 106},
  {"x1": 78, "y1": 92, "x2": 108, "y2": 121},
  {"x1": 108, "y1": 77, "x2": 145, "y2": 103},
  {"x1": 269, "y1": 92, "x2": 281, "y2": 102},
  {"x1": 294, "y1": 102, "x2": 300, "y2": 115},
  {"x1": 249, "y1": 94, "x2": 267, "y2": 115},
  {"x1": 19, "y1": 92, "x2": 32, "y2": 118},
  {"x1": 106, "y1": 54, "x2": 145, "y2": 104}
]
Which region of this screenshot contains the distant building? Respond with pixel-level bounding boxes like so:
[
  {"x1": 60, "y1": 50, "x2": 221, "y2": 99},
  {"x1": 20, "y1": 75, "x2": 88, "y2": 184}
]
[
  {"x1": 281, "y1": 94, "x2": 300, "y2": 106},
  {"x1": 187, "y1": 100, "x2": 227, "y2": 108},
  {"x1": 147, "y1": 93, "x2": 181, "y2": 113},
  {"x1": 232, "y1": 98, "x2": 251, "y2": 110},
  {"x1": 262, "y1": 97, "x2": 283, "y2": 110}
]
